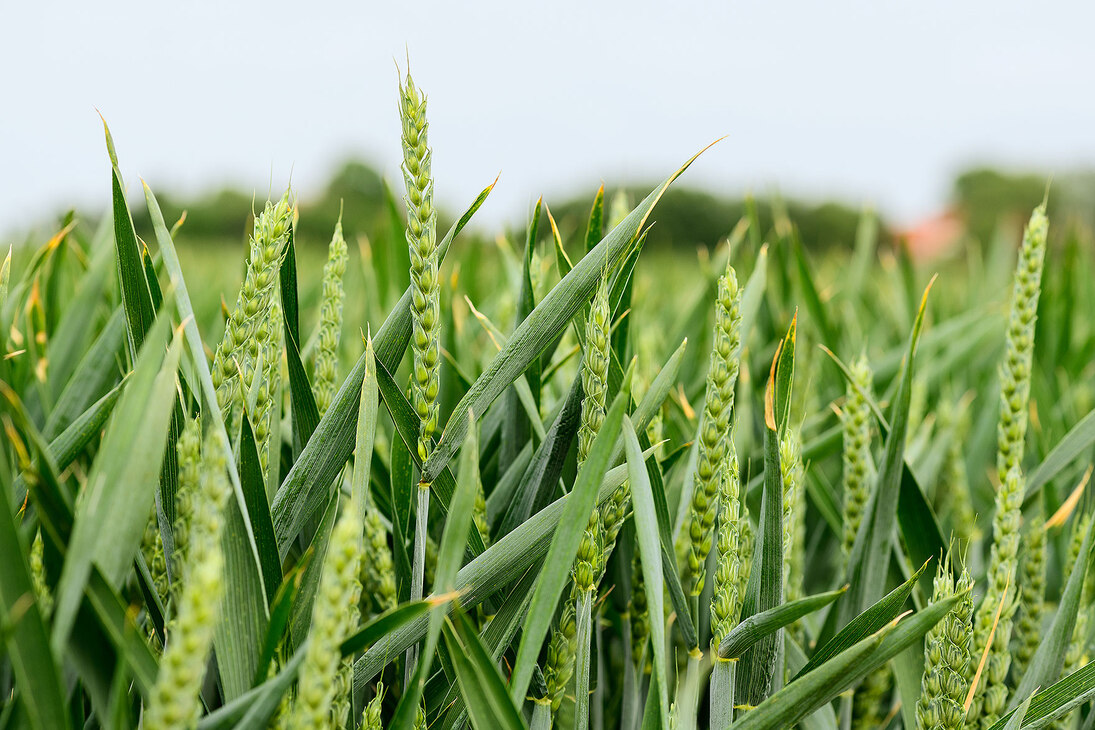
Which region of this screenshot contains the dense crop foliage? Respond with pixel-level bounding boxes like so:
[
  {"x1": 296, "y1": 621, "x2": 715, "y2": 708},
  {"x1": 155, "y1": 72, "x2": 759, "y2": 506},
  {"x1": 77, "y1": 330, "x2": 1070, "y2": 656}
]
[{"x1": 4, "y1": 69, "x2": 1095, "y2": 730}]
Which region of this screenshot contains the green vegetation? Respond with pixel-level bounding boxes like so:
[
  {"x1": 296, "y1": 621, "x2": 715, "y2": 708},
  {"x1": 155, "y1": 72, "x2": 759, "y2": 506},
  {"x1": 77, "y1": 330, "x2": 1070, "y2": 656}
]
[{"x1": 4, "y1": 67, "x2": 1095, "y2": 730}]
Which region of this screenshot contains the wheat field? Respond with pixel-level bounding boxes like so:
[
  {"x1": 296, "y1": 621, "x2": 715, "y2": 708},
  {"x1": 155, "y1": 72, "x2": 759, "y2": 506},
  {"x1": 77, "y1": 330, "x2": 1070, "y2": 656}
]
[{"x1": 2, "y1": 67, "x2": 1095, "y2": 730}]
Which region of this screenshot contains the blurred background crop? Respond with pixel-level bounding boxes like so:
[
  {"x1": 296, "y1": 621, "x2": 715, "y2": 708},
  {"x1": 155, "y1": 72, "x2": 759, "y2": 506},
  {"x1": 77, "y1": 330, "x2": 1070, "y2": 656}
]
[{"x1": 6, "y1": 0, "x2": 1095, "y2": 333}]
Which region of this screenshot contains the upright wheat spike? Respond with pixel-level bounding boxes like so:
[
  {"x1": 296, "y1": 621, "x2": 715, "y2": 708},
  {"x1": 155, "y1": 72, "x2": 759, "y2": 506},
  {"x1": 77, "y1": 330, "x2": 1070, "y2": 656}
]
[
  {"x1": 1047, "y1": 514, "x2": 1093, "y2": 730},
  {"x1": 629, "y1": 547, "x2": 650, "y2": 666},
  {"x1": 997, "y1": 204, "x2": 1048, "y2": 484},
  {"x1": 252, "y1": 297, "x2": 282, "y2": 479},
  {"x1": 781, "y1": 429, "x2": 806, "y2": 605},
  {"x1": 29, "y1": 530, "x2": 52, "y2": 616},
  {"x1": 1060, "y1": 514, "x2": 1094, "y2": 683},
  {"x1": 544, "y1": 268, "x2": 612, "y2": 715},
  {"x1": 968, "y1": 466, "x2": 1025, "y2": 728},
  {"x1": 361, "y1": 684, "x2": 384, "y2": 730},
  {"x1": 685, "y1": 261, "x2": 743, "y2": 596},
  {"x1": 171, "y1": 416, "x2": 202, "y2": 604},
  {"x1": 937, "y1": 394, "x2": 977, "y2": 546},
  {"x1": 315, "y1": 211, "x2": 348, "y2": 417},
  {"x1": 711, "y1": 442, "x2": 743, "y2": 648},
  {"x1": 290, "y1": 498, "x2": 364, "y2": 730},
  {"x1": 400, "y1": 71, "x2": 440, "y2": 463},
  {"x1": 915, "y1": 561, "x2": 972, "y2": 730},
  {"x1": 361, "y1": 502, "x2": 398, "y2": 615},
  {"x1": 145, "y1": 432, "x2": 230, "y2": 730},
  {"x1": 1013, "y1": 506, "x2": 1046, "y2": 679},
  {"x1": 841, "y1": 354, "x2": 874, "y2": 566},
  {"x1": 210, "y1": 193, "x2": 292, "y2": 418}
]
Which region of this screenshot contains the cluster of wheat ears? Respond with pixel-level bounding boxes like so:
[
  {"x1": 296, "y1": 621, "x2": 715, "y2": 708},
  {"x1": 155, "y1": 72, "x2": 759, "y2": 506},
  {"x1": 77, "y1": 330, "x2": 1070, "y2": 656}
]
[{"x1": 2, "y1": 66, "x2": 1095, "y2": 730}]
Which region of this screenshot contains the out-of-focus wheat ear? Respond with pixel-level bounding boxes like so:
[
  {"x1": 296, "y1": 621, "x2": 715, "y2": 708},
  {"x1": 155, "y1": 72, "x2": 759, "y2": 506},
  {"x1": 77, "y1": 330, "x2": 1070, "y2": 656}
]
[
  {"x1": 144, "y1": 432, "x2": 230, "y2": 730},
  {"x1": 289, "y1": 498, "x2": 364, "y2": 729},
  {"x1": 170, "y1": 415, "x2": 202, "y2": 605},
  {"x1": 968, "y1": 466, "x2": 1025, "y2": 728},
  {"x1": 1060, "y1": 513, "x2": 1094, "y2": 684},
  {"x1": 314, "y1": 209, "x2": 348, "y2": 417},
  {"x1": 841, "y1": 354, "x2": 874, "y2": 568},
  {"x1": 1013, "y1": 506, "x2": 1046, "y2": 679},
  {"x1": 30, "y1": 530, "x2": 52, "y2": 616},
  {"x1": 937, "y1": 392, "x2": 977, "y2": 546},
  {"x1": 781, "y1": 428, "x2": 805, "y2": 609},
  {"x1": 996, "y1": 204, "x2": 1048, "y2": 484},
  {"x1": 361, "y1": 505, "x2": 398, "y2": 615}
]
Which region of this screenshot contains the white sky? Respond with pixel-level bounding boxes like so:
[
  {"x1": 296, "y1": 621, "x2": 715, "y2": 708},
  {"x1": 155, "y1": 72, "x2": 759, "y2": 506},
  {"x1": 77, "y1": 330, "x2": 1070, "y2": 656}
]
[{"x1": 4, "y1": 0, "x2": 1095, "y2": 236}]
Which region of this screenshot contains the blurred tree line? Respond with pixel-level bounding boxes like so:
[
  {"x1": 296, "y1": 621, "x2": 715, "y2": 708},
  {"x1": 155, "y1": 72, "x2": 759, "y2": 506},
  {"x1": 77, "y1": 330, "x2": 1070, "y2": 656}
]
[{"x1": 127, "y1": 158, "x2": 1095, "y2": 257}]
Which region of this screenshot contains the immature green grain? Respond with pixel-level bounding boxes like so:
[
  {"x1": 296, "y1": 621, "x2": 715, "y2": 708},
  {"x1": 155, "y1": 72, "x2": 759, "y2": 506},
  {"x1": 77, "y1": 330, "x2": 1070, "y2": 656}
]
[
  {"x1": 1061, "y1": 513, "x2": 1093, "y2": 681},
  {"x1": 30, "y1": 530, "x2": 52, "y2": 616},
  {"x1": 851, "y1": 667, "x2": 891, "y2": 730},
  {"x1": 289, "y1": 499, "x2": 364, "y2": 730},
  {"x1": 629, "y1": 547, "x2": 650, "y2": 666},
  {"x1": 916, "y1": 561, "x2": 973, "y2": 730},
  {"x1": 543, "y1": 601, "x2": 577, "y2": 713},
  {"x1": 171, "y1": 416, "x2": 202, "y2": 601},
  {"x1": 841, "y1": 355, "x2": 874, "y2": 566},
  {"x1": 210, "y1": 193, "x2": 292, "y2": 417},
  {"x1": 545, "y1": 269, "x2": 613, "y2": 714},
  {"x1": 997, "y1": 204, "x2": 1048, "y2": 485},
  {"x1": 140, "y1": 516, "x2": 169, "y2": 609},
  {"x1": 781, "y1": 429, "x2": 805, "y2": 605},
  {"x1": 968, "y1": 466, "x2": 1025, "y2": 728},
  {"x1": 400, "y1": 72, "x2": 440, "y2": 463},
  {"x1": 937, "y1": 395, "x2": 977, "y2": 546},
  {"x1": 472, "y1": 474, "x2": 490, "y2": 548},
  {"x1": 1013, "y1": 507, "x2": 1046, "y2": 680},
  {"x1": 360, "y1": 503, "x2": 398, "y2": 615},
  {"x1": 314, "y1": 212, "x2": 348, "y2": 417},
  {"x1": 361, "y1": 684, "x2": 384, "y2": 730},
  {"x1": 414, "y1": 705, "x2": 426, "y2": 730},
  {"x1": 711, "y1": 445, "x2": 742, "y2": 647},
  {"x1": 573, "y1": 269, "x2": 613, "y2": 593},
  {"x1": 685, "y1": 262, "x2": 743, "y2": 595},
  {"x1": 737, "y1": 503, "x2": 754, "y2": 602},
  {"x1": 144, "y1": 434, "x2": 230, "y2": 730},
  {"x1": 252, "y1": 298, "x2": 282, "y2": 477}
]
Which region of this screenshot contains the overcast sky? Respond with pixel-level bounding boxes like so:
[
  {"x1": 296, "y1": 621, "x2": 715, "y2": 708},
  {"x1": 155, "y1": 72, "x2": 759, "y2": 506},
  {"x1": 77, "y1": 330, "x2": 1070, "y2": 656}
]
[{"x1": 5, "y1": 0, "x2": 1095, "y2": 236}]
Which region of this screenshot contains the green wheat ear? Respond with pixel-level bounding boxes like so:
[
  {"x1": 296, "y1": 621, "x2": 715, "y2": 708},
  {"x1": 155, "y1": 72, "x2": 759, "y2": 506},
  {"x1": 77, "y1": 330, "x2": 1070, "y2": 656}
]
[
  {"x1": 145, "y1": 431, "x2": 230, "y2": 730},
  {"x1": 171, "y1": 415, "x2": 202, "y2": 605},
  {"x1": 361, "y1": 501, "x2": 398, "y2": 615},
  {"x1": 841, "y1": 354, "x2": 874, "y2": 567},
  {"x1": 916, "y1": 557, "x2": 973, "y2": 730},
  {"x1": 686, "y1": 260, "x2": 743, "y2": 596},
  {"x1": 290, "y1": 498, "x2": 364, "y2": 730},
  {"x1": 361, "y1": 683, "x2": 385, "y2": 729},
  {"x1": 315, "y1": 208, "x2": 348, "y2": 417},
  {"x1": 545, "y1": 267, "x2": 613, "y2": 714},
  {"x1": 711, "y1": 436, "x2": 742, "y2": 648},
  {"x1": 1013, "y1": 506, "x2": 1046, "y2": 679},
  {"x1": 937, "y1": 392, "x2": 977, "y2": 546},
  {"x1": 997, "y1": 203, "x2": 1048, "y2": 484},
  {"x1": 629, "y1": 547, "x2": 650, "y2": 666},
  {"x1": 210, "y1": 192, "x2": 292, "y2": 420},
  {"x1": 781, "y1": 428, "x2": 805, "y2": 606},
  {"x1": 968, "y1": 466, "x2": 1025, "y2": 729},
  {"x1": 30, "y1": 530, "x2": 52, "y2": 616},
  {"x1": 400, "y1": 71, "x2": 441, "y2": 464}
]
